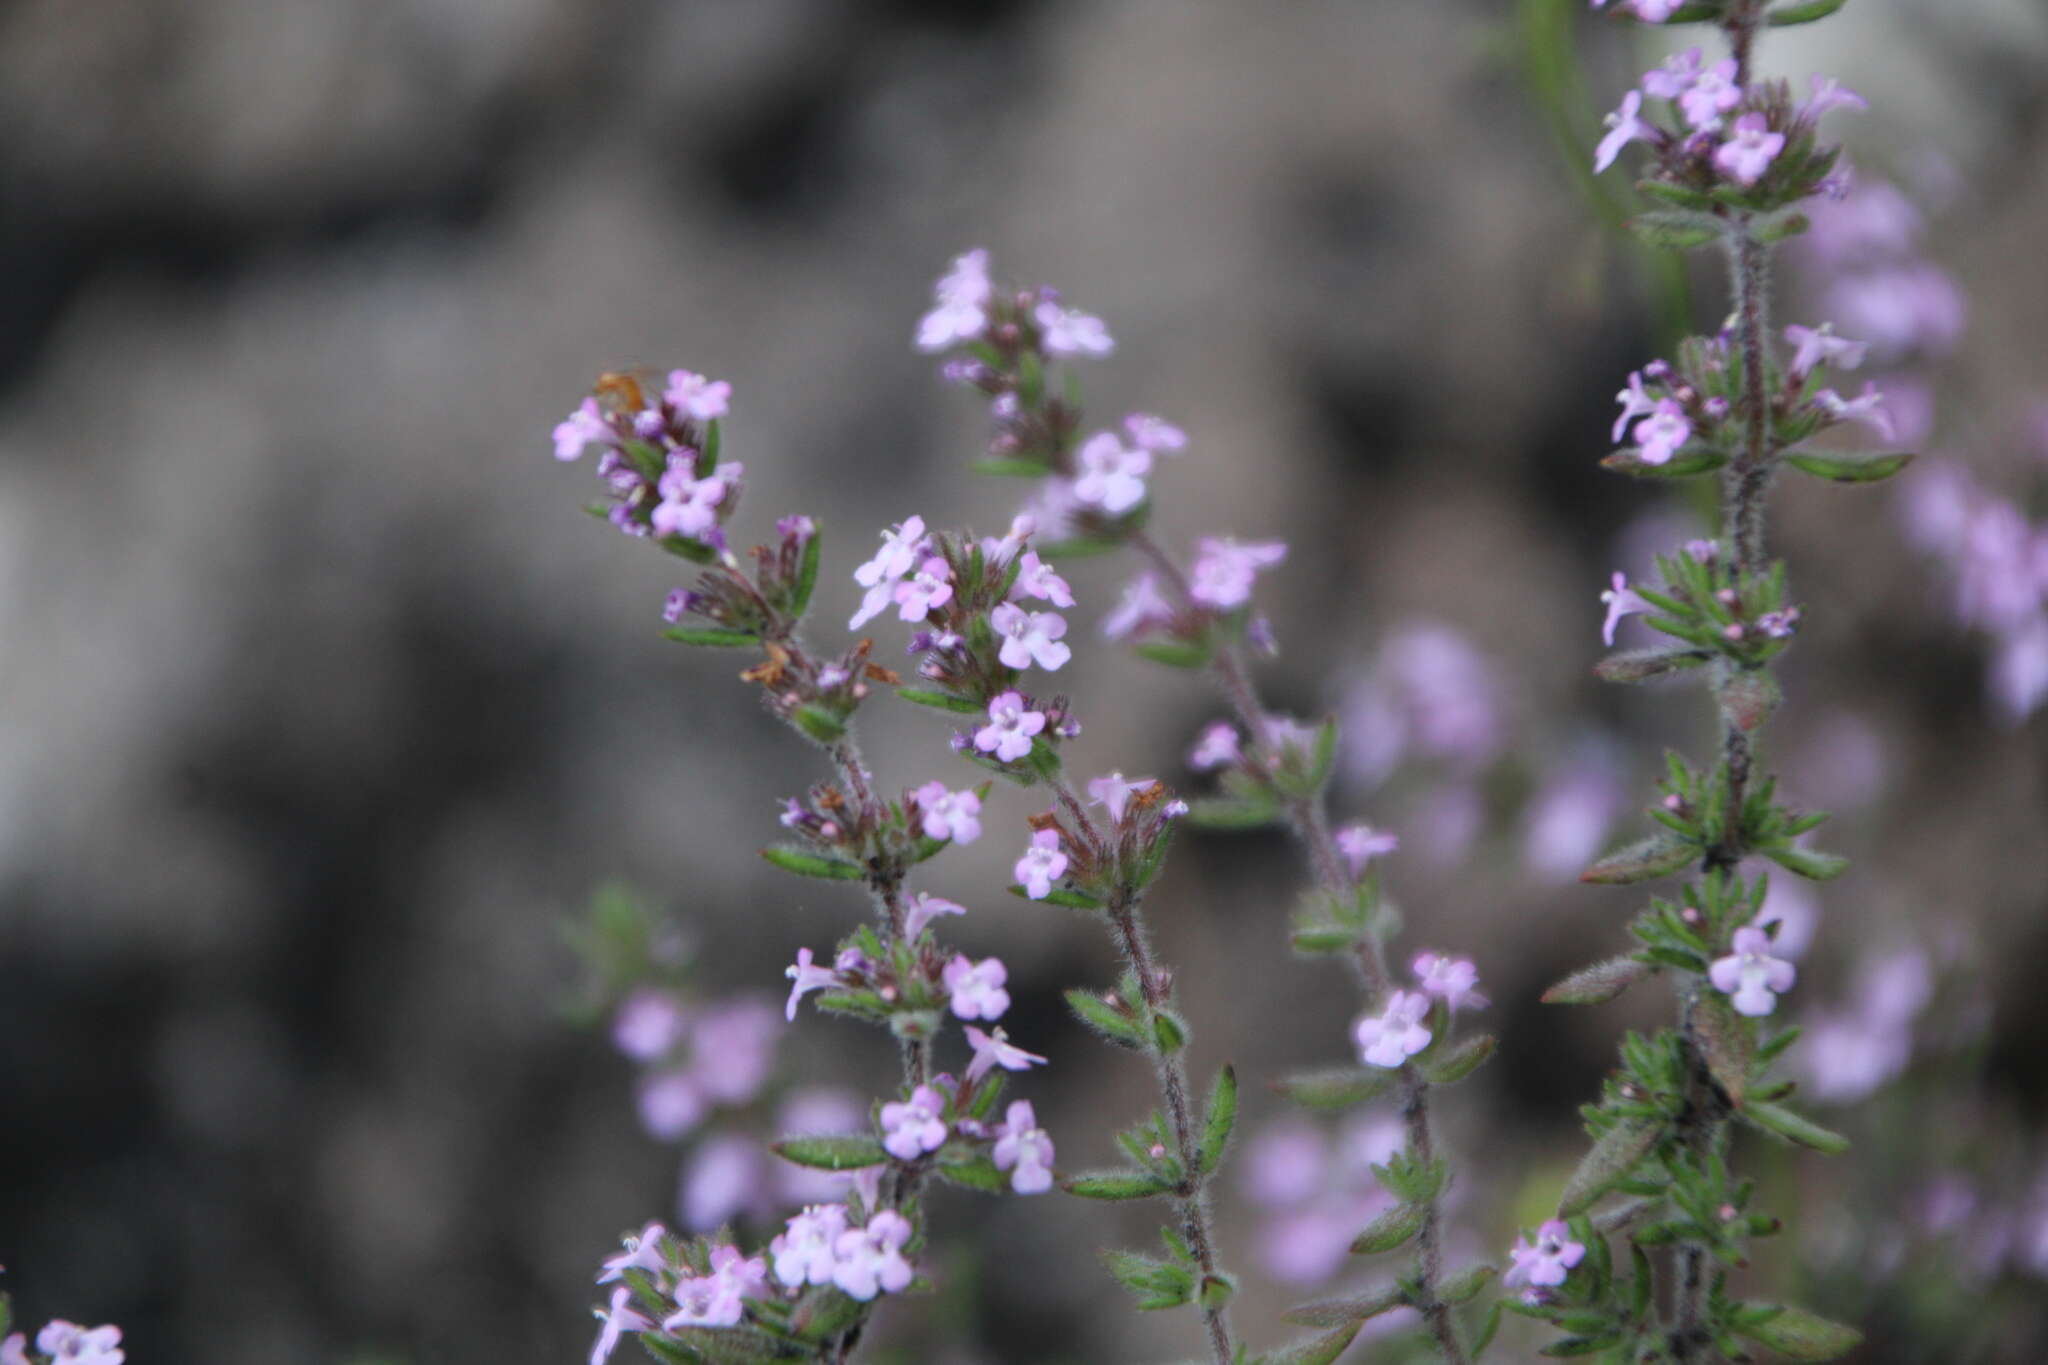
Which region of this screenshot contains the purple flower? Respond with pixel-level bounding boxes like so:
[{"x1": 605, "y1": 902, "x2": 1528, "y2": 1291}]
[
  {"x1": 1714, "y1": 112, "x2": 1785, "y2": 186},
  {"x1": 1354, "y1": 990, "x2": 1432, "y2": 1068},
  {"x1": 965, "y1": 1024, "x2": 1048, "y2": 1082},
  {"x1": 1188, "y1": 537, "x2": 1288, "y2": 610},
  {"x1": 1757, "y1": 606, "x2": 1802, "y2": 639},
  {"x1": 684, "y1": 1134, "x2": 770, "y2": 1231},
  {"x1": 1505, "y1": 1220, "x2": 1586, "y2": 1291},
  {"x1": 1072, "y1": 431, "x2": 1151, "y2": 514},
  {"x1": 894, "y1": 556, "x2": 955, "y2": 621},
  {"x1": 612, "y1": 989, "x2": 687, "y2": 1062},
  {"x1": 1103, "y1": 571, "x2": 1175, "y2": 640},
  {"x1": 1034, "y1": 300, "x2": 1114, "y2": 356},
  {"x1": 1784, "y1": 322, "x2": 1867, "y2": 378},
  {"x1": 663, "y1": 370, "x2": 732, "y2": 421},
  {"x1": 1611, "y1": 369, "x2": 1659, "y2": 441},
  {"x1": 1710, "y1": 925, "x2": 1797, "y2": 1016},
  {"x1": 590, "y1": 1287, "x2": 652, "y2": 1365},
  {"x1": 992, "y1": 1100, "x2": 1056, "y2": 1194},
  {"x1": 1801, "y1": 74, "x2": 1868, "y2": 122},
  {"x1": 1815, "y1": 382, "x2": 1896, "y2": 439},
  {"x1": 1189, "y1": 721, "x2": 1242, "y2": 771},
  {"x1": 1335, "y1": 823, "x2": 1399, "y2": 877},
  {"x1": 1628, "y1": 0, "x2": 1683, "y2": 18},
  {"x1": 687, "y1": 998, "x2": 779, "y2": 1104},
  {"x1": 1632, "y1": 398, "x2": 1692, "y2": 466},
  {"x1": 636, "y1": 1070, "x2": 705, "y2": 1140},
  {"x1": 599, "y1": 1221, "x2": 670, "y2": 1283},
  {"x1": 1678, "y1": 58, "x2": 1742, "y2": 131},
  {"x1": 1594, "y1": 91, "x2": 1654, "y2": 174},
  {"x1": 662, "y1": 1269, "x2": 745, "y2": 1330},
  {"x1": 0, "y1": 1337, "x2": 26, "y2": 1365},
  {"x1": 917, "y1": 249, "x2": 993, "y2": 352},
  {"x1": 771, "y1": 1204, "x2": 849, "y2": 1288},
  {"x1": 1827, "y1": 262, "x2": 1967, "y2": 358},
  {"x1": 1014, "y1": 551, "x2": 1075, "y2": 608},
  {"x1": 905, "y1": 891, "x2": 967, "y2": 940},
  {"x1": 651, "y1": 463, "x2": 739, "y2": 541},
  {"x1": 943, "y1": 955, "x2": 1011, "y2": 1021},
  {"x1": 832, "y1": 1210, "x2": 916, "y2": 1300},
  {"x1": 851, "y1": 516, "x2": 929, "y2": 629},
  {"x1": 1641, "y1": 48, "x2": 1705, "y2": 102},
  {"x1": 974, "y1": 691, "x2": 1047, "y2": 763},
  {"x1": 1125, "y1": 413, "x2": 1188, "y2": 452},
  {"x1": 991, "y1": 602, "x2": 1073, "y2": 670},
  {"x1": 1014, "y1": 829, "x2": 1069, "y2": 900},
  {"x1": 879, "y1": 1084, "x2": 950, "y2": 1160},
  {"x1": 914, "y1": 781, "x2": 983, "y2": 845},
  {"x1": 1088, "y1": 771, "x2": 1159, "y2": 825},
  {"x1": 1413, "y1": 952, "x2": 1487, "y2": 1011},
  {"x1": 554, "y1": 397, "x2": 612, "y2": 462},
  {"x1": 785, "y1": 947, "x2": 837, "y2": 1021},
  {"x1": 1600, "y1": 571, "x2": 1654, "y2": 646}
]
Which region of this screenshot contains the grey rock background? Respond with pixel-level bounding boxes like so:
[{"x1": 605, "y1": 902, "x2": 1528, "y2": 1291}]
[{"x1": 0, "y1": 1, "x2": 2044, "y2": 1361}]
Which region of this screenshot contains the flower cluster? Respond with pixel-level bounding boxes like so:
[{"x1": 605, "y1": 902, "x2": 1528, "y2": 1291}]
[
  {"x1": 1, "y1": 1321, "x2": 124, "y2": 1365},
  {"x1": 611, "y1": 988, "x2": 781, "y2": 1141},
  {"x1": 553, "y1": 369, "x2": 744, "y2": 556}
]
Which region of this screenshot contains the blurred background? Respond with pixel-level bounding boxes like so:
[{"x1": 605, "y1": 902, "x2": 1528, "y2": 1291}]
[{"x1": 2, "y1": 0, "x2": 2045, "y2": 1361}]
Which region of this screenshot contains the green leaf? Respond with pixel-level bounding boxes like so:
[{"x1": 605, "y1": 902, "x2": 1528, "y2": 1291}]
[
  {"x1": 792, "y1": 704, "x2": 846, "y2": 744},
  {"x1": 1581, "y1": 835, "x2": 1698, "y2": 885},
  {"x1": 1439, "y1": 1263, "x2": 1496, "y2": 1304},
  {"x1": 933, "y1": 1149, "x2": 1007, "y2": 1193},
  {"x1": 1153, "y1": 1009, "x2": 1189, "y2": 1054},
  {"x1": 1134, "y1": 639, "x2": 1213, "y2": 669},
  {"x1": 772, "y1": 1135, "x2": 890, "y2": 1170},
  {"x1": 760, "y1": 846, "x2": 866, "y2": 881},
  {"x1": 1760, "y1": 844, "x2": 1849, "y2": 881},
  {"x1": 1601, "y1": 444, "x2": 1729, "y2": 478},
  {"x1": 1273, "y1": 1066, "x2": 1398, "y2": 1110},
  {"x1": 1282, "y1": 1284, "x2": 1405, "y2": 1328},
  {"x1": 1007, "y1": 883, "x2": 1106, "y2": 911},
  {"x1": 1186, "y1": 796, "x2": 1282, "y2": 830},
  {"x1": 1063, "y1": 1170, "x2": 1175, "y2": 1201},
  {"x1": 1420, "y1": 1033, "x2": 1496, "y2": 1085},
  {"x1": 1595, "y1": 646, "x2": 1712, "y2": 683},
  {"x1": 895, "y1": 686, "x2": 983, "y2": 714},
  {"x1": 1768, "y1": 0, "x2": 1849, "y2": 25},
  {"x1": 1784, "y1": 449, "x2": 1915, "y2": 483},
  {"x1": 1692, "y1": 991, "x2": 1754, "y2": 1108},
  {"x1": 1199, "y1": 1273, "x2": 1237, "y2": 1310},
  {"x1": 1066, "y1": 987, "x2": 1146, "y2": 1049},
  {"x1": 1542, "y1": 956, "x2": 1651, "y2": 1006},
  {"x1": 1199, "y1": 1065, "x2": 1238, "y2": 1174},
  {"x1": 970, "y1": 457, "x2": 1054, "y2": 478},
  {"x1": 662, "y1": 626, "x2": 759, "y2": 647},
  {"x1": 1736, "y1": 1304, "x2": 1863, "y2": 1358},
  {"x1": 1349, "y1": 1203, "x2": 1425, "y2": 1255},
  {"x1": 787, "y1": 1285, "x2": 864, "y2": 1342},
  {"x1": 788, "y1": 522, "x2": 822, "y2": 617},
  {"x1": 1719, "y1": 669, "x2": 1782, "y2": 734},
  {"x1": 1744, "y1": 1101, "x2": 1850, "y2": 1155},
  {"x1": 1626, "y1": 209, "x2": 1726, "y2": 250},
  {"x1": 1261, "y1": 1323, "x2": 1364, "y2": 1365},
  {"x1": 1751, "y1": 210, "x2": 1811, "y2": 243},
  {"x1": 1100, "y1": 1249, "x2": 1195, "y2": 1310},
  {"x1": 1558, "y1": 1120, "x2": 1665, "y2": 1215}
]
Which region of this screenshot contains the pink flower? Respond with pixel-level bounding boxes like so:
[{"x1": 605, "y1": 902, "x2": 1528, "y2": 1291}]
[
  {"x1": 663, "y1": 370, "x2": 732, "y2": 421},
  {"x1": 1125, "y1": 413, "x2": 1188, "y2": 452},
  {"x1": 1611, "y1": 369, "x2": 1659, "y2": 442},
  {"x1": 917, "y1": 249, "x2": 993, "y2": 352},
  {"x1": 914, "y1": 781, "x2": 983, "y2": 845},
  {"x1": 687, "y1": 998, "x2": 779, "y2": 1104},
  {"x1": 612, "y1": 989, "x2": 687, "y2": 1062},
  {"x1": 965, "y1": 1025, "x2": 1048, "y2": 1082},
  {"x1": 1014, "y1": 551, "x2": 1075, "y2": 608},
  {"x1": 1784, "y1": 322, "x2": 1867, "y2": 378},
  {"x1": 1072, "y1": 431, "x2": 1152, "y2": 514},
  {"x1": 894, "y1": 556, "x2": 955, "y2": 621},
  {"x1": 1088, "y1": 771, "x2": 1159, "y2": 825},
  {"x1": 785, "y1": 947, "x2": 837, "y2": 1021},
  {"x1": 850, "y1": 516, "x2": 929, "y2": 628},
  {"x1": 1628, "y1": 0, "x2": 1683, "y2": 18},
  {"x1": 1188, "y1": 721, "x2": 1241, "y2": 771},
  {"x1": 34, "y1": 1324, "x2": 124, "y2": 1365},
  {"x1": 1679, "y1": 58, "x2": 1743, "y2": 131},
  {"x1": 1714, "y1": 112, "x2": 1785, "y2": 186},
  {"x1": 1709, "y1": 925, "x2": 1797, "y2": 1017},
  {"x1": 975, "y1": 691, "x2": 1046, "y2": 763},
  {"x1": 1413, "y1": 952, "x2": 1488, "y2": 1011},
  {"x1": 599, "y1": 1221, "x2": 670, "y2": 1283},
  {"x1": 683, "y1": 1134, "x2": 769, "y2": 1231},
  {"x1": 651, "y1": 464, "x2": 739, "y2": 541},
  {"x1": 1632, "y1": 398, "x2": 1692, "y2": 466},
  {"x1": 1354, "y1": 991, "x2": 1432, "y2": 1068},
  {"x1": 904, "y1": 891, "x2": 967, "y2": 940},
  {"x1": 1600, "y1": 571, "x2": 1654, "y2": 646},
  {"x1": 1, "y1": 1337, "x2": 27, "y2": 1365},
  {"x1": 944, "y1": 954, "x2": 1011, "y2": 1021},
  {"x1": 1594, "y1": 90, "x2": 1654, "y2": 173},
  {"x1": 991, "y1": 602, "x2": 1073, "y2": 670},
  {"x1": 879, "y1": 1084, "x2": 950, "y2": 1160},
  {"x1": 662, "y1": 1272, "x2": 743, "y2": 1330},
  {"x1": 1014, "y1": 829, "x2": 1069, "y2": 900},
  {"x1": 1801, "y1": 74, "x2": 1868, "y2": 122},
  {"x1": 636, "y1": 1070, "x2": 705, "y2": 1140},
  {"x1": 980, "y1": 513, "x2": 1036, "y2": 566},
  {"x1": 554, "y1": 397, "x2": 612, "y2": 462},
  {"x1": 832, "y1": 1210, "x2": 916, "y2": 1300},
  {"x1": 1188, "y1": 538, "x2": 1288, "y2": 610},
  {"x1": 590, "y1": 1286, "x2": 653, "y2": 1365},
  {"x1": 771, "y1": 1204, "x2": 849, "y2": 1288},
  {"x1": 1815, "y1": 382, "x2": 1896, "y2": 440},
  {"x1": 1034, "y1": 300, "x2": 1114, "y2": 356},
  {"x1": 1102, "y1": 572, "x2": 1175, "y2": 640},
  {"x1": 992, "y1": 1100, "x2": 1056, "y2": 1194},
  {"x1": 1505, "y1": 1220, "x2": 1586, "y2": 1291},
  {"x1": 1641, "y1": 48, "x2": 1705, "y2": 102},
  {"x1": 1335, "y1": 823, "x2": 1399, "y2": 877}
]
